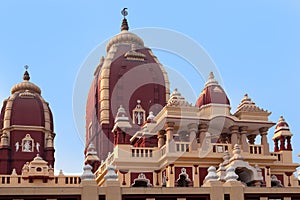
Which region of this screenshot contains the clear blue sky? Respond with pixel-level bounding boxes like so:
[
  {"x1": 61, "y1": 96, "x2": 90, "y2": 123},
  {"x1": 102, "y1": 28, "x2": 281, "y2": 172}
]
[{"x1": 0, "y1": 1, "x2": 299, "y2": 173}]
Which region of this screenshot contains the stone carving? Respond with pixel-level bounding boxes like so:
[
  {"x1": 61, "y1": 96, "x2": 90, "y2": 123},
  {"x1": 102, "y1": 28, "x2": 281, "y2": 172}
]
[
  {"x1": 204, "y1": 166, "x2": 219, "y2": 183},
  {"x1": 23, "y1": 140, "x2": 32, "y2": 152},
  {"x1": 132, "y1": 173, "x2": 152, "y2": 187},
  {"x1": 36, "y1": 142, "x2": 40, "y2": 152},
  {"x1": 15, "y1": 142, "x2": 20, "y2": 152},
  {"x1": 81, "y1": 164, "x2": 96, "y2": 181},
  {"x1": 176, "y1": 168, "x2": 191, "y2": 187},
  {"x1": 104, "y1": 165, "x2": 118, "y2": 181},
  {"x1": 235, "y1": 94, "x2": 269, "y2": 113},
  {"x1": 217, "y1": 163, "x2": 226, "y2": 182},
  {"x1": 271, "y1": 175, "x2": 283, "y2": 187},
  {"x1": 167, "y1": 88, "x2": 192, "y2": 107},
  {"x1": 132, "y1": 100, "x2": 146, "y2": 125},
  {"x1": 22, "y1": 134, "x2": 34, "y2": 152},
  {"x1": 224, "y1": 166, "x2": 238, "y2": 182}
]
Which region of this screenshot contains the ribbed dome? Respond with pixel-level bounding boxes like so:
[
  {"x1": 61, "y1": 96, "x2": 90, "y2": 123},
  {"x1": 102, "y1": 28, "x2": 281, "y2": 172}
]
[
  {"x1": 275, "y1": 116, "x2": 289, "y2": 133},
  {"x1": 11, "y1": 67, "x2": 41, "y2": 95},
  {"x1": 11, "y1": 81, "x2": 41, "y2": 95},
  {"x1": 196, "y1": 72, "x2": 230, "y2": 107},
  {"x1": 106, "y1": 30, "x2": 144, "y2": 53},
  {"x1": 0, "y1": 69, "x2": 54, "y2": 131}
]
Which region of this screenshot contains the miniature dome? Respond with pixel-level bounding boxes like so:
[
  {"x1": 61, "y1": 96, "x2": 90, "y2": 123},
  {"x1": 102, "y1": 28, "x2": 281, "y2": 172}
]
[
  {"x1": 275, "y1": 116, "x2": 290, "y2": 133},
  {"x1": 195, "y1": 72, "x2": 230, "y2": 107},
  {"x1": 0, "y1": 69, "x2": 54, "y2": 131}
]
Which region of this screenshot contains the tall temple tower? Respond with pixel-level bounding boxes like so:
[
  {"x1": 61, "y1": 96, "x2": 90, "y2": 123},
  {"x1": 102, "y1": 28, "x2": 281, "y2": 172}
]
[
  {"x1": 0, "y1": 67, "x2": 55, "y2": 174},
  {"x1": 85, "y1": 9, "x2": 170, "y2": 160}
]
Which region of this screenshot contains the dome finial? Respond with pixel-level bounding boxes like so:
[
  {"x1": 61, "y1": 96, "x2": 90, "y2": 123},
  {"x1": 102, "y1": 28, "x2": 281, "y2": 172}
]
[
  {"x1": 205, "y1": 71, "x2": 218, "y2": 87},
  {"x1": 208, "y1": 72, "x2": 215, "y2": 80},
  {"x1": 121, "y1": 8, "x2": 129, "y2": 31},
  {"x1": 23, "y1": 65, "x2": 30, "y2": 81}
]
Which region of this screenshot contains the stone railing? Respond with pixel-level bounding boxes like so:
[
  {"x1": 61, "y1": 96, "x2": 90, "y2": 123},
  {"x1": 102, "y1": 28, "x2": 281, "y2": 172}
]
[
  {"x1": 131, "y1": 147, "x2": 154, "y2": 158},
  {"x1": 161, "y1": 145, "x2": 167, "y2": 156},
  {"x1": 212, "y1": 143, "x2": 230, "y2": 153},
  {"x1": 175, "y1": 142, "x2": 190, "y2": 152},
  {"x1": 270, "y1": 152, "x2": 282, "y2": 162},
  {"x1": 0, "y1": 174, "x2": 81, "y2": 187},
  {"x1": 249, "y1": 144, "x2": 263, "y2": 155},
  {"x1": 97, "y1": 150, "x2": 117, "y2": 175}
]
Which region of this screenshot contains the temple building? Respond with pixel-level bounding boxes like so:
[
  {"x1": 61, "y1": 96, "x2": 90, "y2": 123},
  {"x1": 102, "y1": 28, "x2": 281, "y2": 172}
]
[
  {"x1": 85, "y1": 9, "x2": 169, "y2": 161},
  {"x1": 0, "y1": 67, "x2": 55, "y2": 175},
  {"x1": 1, "y1": 9, "x2": 300, "y2": 200}
]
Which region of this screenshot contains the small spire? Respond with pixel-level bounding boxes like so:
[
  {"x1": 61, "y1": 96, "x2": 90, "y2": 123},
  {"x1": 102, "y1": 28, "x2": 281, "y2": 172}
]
[
  {"x1": 23, "y1": 65, "x2": 30, "y2": 81},
  {"x1": 205, "y1": 71, "x2": 218, "y2": 87},
  {"x1": 208, "y1": 72, "x2": 214, "y2": 79},
  {"x1": 241, "y1": 93, "x2": 253, "y2": 104},
  {"x1": 121, "y1": 8, "x2": 129, "y2": 31},
  {"x1": 279, "y1": 116, "x2": 285, "y2": 122}
]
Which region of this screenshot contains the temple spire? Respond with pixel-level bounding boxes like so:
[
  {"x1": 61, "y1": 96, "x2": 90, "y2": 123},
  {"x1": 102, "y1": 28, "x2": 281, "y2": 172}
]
[
  {"x1": 23, "y1": 65, "x2": 30, "y2": 81},
  {"x1": 121, "y1": 8, "x2": 129, "y2": 31}
]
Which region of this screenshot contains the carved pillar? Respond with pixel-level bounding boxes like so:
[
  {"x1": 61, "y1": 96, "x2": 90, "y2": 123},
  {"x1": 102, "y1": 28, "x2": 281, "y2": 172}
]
[
  {"x1": 168, "y1": 164, "x2": 175, "y2": 187},
  {"x1": 229, "y1": 125, "x2": 239, "y2": 146},
  {"x1": 154, "y1": 170, "x2": 161, "y2": 186},
  {"x1": 274, "y1": 138, "x2": 279, "y2": 152},
  {"x1": 265, "y1": 166, "x2": 271, "y2": 187},
  {"x1": 193, "y1": 165, "x2": 199, "y2": 187},
  {"x1": 165, "y1": 122, "x2": 175, "y2": 152},
  {"x1": 188, "y1": 123, "x2": 198, "y2": 151},
  {"x1": 157, "y1": 130, "x2": 166, "y2": 149},
  {"x1": 165, "y1": 122, "x2": 175, "y2": 142},
  {"x1": 285, "y1": 172, "x2": 293, "y2": 186},
  {"x1": 286, "y1": 136, "x2": 292, "y2": 151},
  {"x1": 46, "y1": 133, "x2": 54, "y2": 148},
  {"x1": 119, "y1": 170, "x2": 128, "y2": 186},
  {"x1": 199, "y1": 123, "x2": 208, "y2": 147},
  {"x1": 259, "y1": 127, "x2": 270, "y2": 155},
  {"x1": 279, "y1": 136, "x2": 285, "y2": 151},
  {"x1": 239, "y1": 126, "x2": 248, "y2": 152},
  {"x1": 125, "y1": 130, "x2": 131, "y2": 144},
  {"x1": 0, "y1": 132, "x2": 9, "y2": 146}
]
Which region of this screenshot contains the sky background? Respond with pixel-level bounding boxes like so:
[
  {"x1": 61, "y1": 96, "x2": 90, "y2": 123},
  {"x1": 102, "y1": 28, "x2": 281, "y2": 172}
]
[{"x1": 0, "y1": 1, "x2": 299, "y2": 174}]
